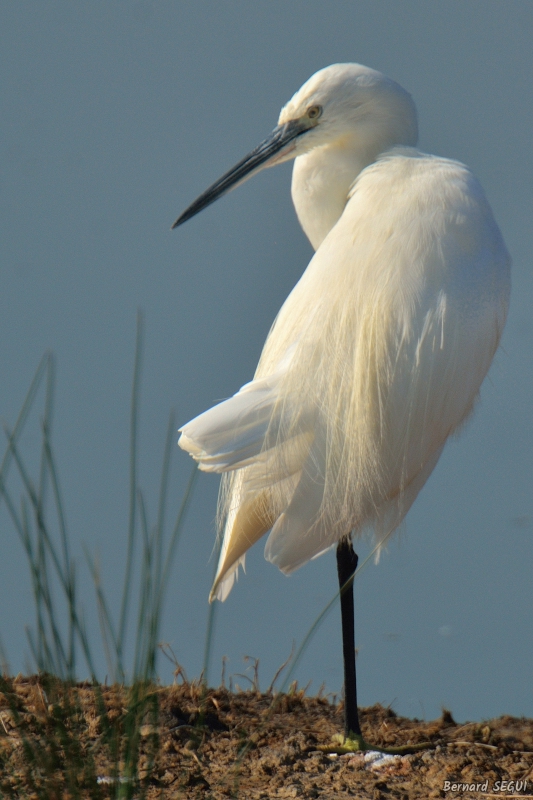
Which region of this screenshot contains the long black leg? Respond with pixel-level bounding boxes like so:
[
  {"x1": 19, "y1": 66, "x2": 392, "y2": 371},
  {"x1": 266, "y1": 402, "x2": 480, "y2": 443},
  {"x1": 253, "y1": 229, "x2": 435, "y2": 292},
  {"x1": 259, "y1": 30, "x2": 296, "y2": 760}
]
[{"x1": 336, "y1": 538, "x2": 361, "y2": 739}]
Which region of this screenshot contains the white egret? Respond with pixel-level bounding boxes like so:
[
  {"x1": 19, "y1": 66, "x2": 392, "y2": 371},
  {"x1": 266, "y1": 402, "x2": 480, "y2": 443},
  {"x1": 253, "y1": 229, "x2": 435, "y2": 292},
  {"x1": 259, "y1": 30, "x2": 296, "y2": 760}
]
[{"x1": 173, "y1": 64, "x2": 510, "y2": 750}]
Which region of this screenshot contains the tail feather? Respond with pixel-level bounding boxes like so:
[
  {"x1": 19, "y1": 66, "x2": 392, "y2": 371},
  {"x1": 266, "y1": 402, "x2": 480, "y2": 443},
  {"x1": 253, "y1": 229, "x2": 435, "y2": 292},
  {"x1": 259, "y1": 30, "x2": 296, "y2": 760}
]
[
  {"x1": 209, "y1": 487, "x2": 276, "y2": 601},
  {"x1": 264, "y1": 427, "x2": 327, "y2": 573}
]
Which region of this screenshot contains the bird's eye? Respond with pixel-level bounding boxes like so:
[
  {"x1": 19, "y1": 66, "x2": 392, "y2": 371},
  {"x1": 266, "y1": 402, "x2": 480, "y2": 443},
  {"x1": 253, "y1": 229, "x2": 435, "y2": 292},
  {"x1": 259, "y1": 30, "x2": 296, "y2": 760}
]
[{"x1": 307, "y1": 105, "x2": 322, "y2": 120}]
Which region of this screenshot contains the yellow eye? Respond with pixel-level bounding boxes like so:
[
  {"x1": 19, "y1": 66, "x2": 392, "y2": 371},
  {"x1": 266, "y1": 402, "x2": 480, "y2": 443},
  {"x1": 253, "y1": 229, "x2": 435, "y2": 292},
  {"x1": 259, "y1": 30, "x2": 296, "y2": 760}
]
[{"x1": 307, "y1": 105, "x2": 322, "y2": 120}]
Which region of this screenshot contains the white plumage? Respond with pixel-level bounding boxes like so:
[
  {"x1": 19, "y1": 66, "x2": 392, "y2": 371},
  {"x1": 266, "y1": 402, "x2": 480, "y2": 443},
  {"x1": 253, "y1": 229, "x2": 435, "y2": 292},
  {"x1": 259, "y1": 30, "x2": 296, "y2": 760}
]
[{"x1": 177, "y1": 64, "x2": 510, "y2": 603}]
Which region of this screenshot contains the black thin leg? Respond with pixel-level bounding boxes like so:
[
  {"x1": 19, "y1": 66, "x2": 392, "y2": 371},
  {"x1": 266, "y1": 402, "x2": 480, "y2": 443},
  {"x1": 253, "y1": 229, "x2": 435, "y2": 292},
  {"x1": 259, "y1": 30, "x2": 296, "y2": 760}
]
[{"x1": 336, "y1": 538, "x2": 361, "y2": 739}]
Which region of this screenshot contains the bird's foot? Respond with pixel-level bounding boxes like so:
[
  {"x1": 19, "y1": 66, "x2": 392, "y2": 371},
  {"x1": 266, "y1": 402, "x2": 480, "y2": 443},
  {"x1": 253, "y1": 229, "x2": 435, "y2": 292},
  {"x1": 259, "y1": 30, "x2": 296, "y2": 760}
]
[{"x1": 317, "y1": 732, "x2": 435, "y2": 755}]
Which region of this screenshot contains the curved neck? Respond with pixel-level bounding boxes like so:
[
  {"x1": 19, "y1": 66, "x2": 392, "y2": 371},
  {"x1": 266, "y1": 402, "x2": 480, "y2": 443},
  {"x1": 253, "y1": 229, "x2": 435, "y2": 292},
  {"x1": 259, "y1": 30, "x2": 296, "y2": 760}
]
[{"x1": 291, "y1": 141, "x2": 370, "y2": 250}]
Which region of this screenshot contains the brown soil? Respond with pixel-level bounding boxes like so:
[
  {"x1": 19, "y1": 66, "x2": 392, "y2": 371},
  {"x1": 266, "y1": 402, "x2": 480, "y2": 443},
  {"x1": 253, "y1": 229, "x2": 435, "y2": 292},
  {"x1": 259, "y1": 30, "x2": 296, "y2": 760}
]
[{"x1": 1, "y1": 676, "x2": 533, "y2": 798}]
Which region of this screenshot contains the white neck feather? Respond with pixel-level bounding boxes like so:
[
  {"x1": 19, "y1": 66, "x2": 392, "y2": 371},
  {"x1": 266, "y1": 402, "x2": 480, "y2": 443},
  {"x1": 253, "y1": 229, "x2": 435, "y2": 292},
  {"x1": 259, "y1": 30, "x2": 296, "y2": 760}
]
[{"x1": 291, "y1": 141, "x2": 371, "y2": 251}]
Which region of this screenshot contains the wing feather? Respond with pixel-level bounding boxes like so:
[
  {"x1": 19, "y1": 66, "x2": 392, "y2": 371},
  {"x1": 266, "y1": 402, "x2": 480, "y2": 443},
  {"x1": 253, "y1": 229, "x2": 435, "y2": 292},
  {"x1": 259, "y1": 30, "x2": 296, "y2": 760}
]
[{"x1": 180, "y1": 150, "x2": 511, "y2": 601}]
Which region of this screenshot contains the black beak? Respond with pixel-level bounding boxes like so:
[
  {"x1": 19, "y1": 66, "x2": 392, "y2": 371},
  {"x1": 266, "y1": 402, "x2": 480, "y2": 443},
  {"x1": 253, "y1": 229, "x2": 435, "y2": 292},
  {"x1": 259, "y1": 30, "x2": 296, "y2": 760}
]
[{"x1": 172, "y1": 118, "x2": 309, "y2": 229}]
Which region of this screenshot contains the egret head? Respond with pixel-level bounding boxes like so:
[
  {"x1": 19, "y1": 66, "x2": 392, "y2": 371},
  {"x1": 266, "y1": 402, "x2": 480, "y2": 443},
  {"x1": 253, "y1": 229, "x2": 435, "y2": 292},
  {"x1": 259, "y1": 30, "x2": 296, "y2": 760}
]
[
  {"x1": 278, "y1": 63, "x2": 417, "y2": 162},
  {"x1": 172, "y1": 63, "x2": 418, "y2": 229}
]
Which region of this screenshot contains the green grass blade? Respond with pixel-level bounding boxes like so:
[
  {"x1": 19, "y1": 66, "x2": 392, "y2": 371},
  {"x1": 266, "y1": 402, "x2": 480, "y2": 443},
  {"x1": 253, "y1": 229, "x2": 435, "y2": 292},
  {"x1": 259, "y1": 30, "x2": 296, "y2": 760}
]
[
  {"x1": 4, "y1": 425, "x2": 98, "y2": 678},
  {"x1": 278, "y1": 538, "x2": 390, "y2": 695},
  {"x1": 0, "y1": 352, "x2": 51, "y2": 494},
  {"x1": 157, "y1": 464, "x2": 198, "y2": 608},
  {"x1": 118, "y1": 310, "x2": 144, "y2": 669},
  {"x1": 84, "y1": 547, "x2": 120, "y2": 681},
  {"x1": 133, "y1": 489, "x2": 152, "y2": 680},
  {"x1": 154, "y1": 411, "x2": 175, "y2": 595},
  {"x1": 42, "y1": 414, "x2": 76, "y2": 672},
  {"x1": 201, "y1": 528, "x2": 223, "y2": 689}
]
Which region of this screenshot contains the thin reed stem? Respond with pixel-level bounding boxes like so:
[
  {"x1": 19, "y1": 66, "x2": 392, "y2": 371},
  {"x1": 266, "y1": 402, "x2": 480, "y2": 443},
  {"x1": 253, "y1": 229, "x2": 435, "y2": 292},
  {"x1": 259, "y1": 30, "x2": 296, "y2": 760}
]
[{"x1": 118, "y1": 310, "x2": 144, "y2": 669}]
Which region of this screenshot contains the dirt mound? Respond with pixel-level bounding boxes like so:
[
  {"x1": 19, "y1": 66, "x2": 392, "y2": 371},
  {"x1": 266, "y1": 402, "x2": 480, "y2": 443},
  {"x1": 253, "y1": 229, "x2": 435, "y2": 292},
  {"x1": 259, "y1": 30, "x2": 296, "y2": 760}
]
[{"x1": 1, "y1": 677, "x2": 532, "y2": 798}]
